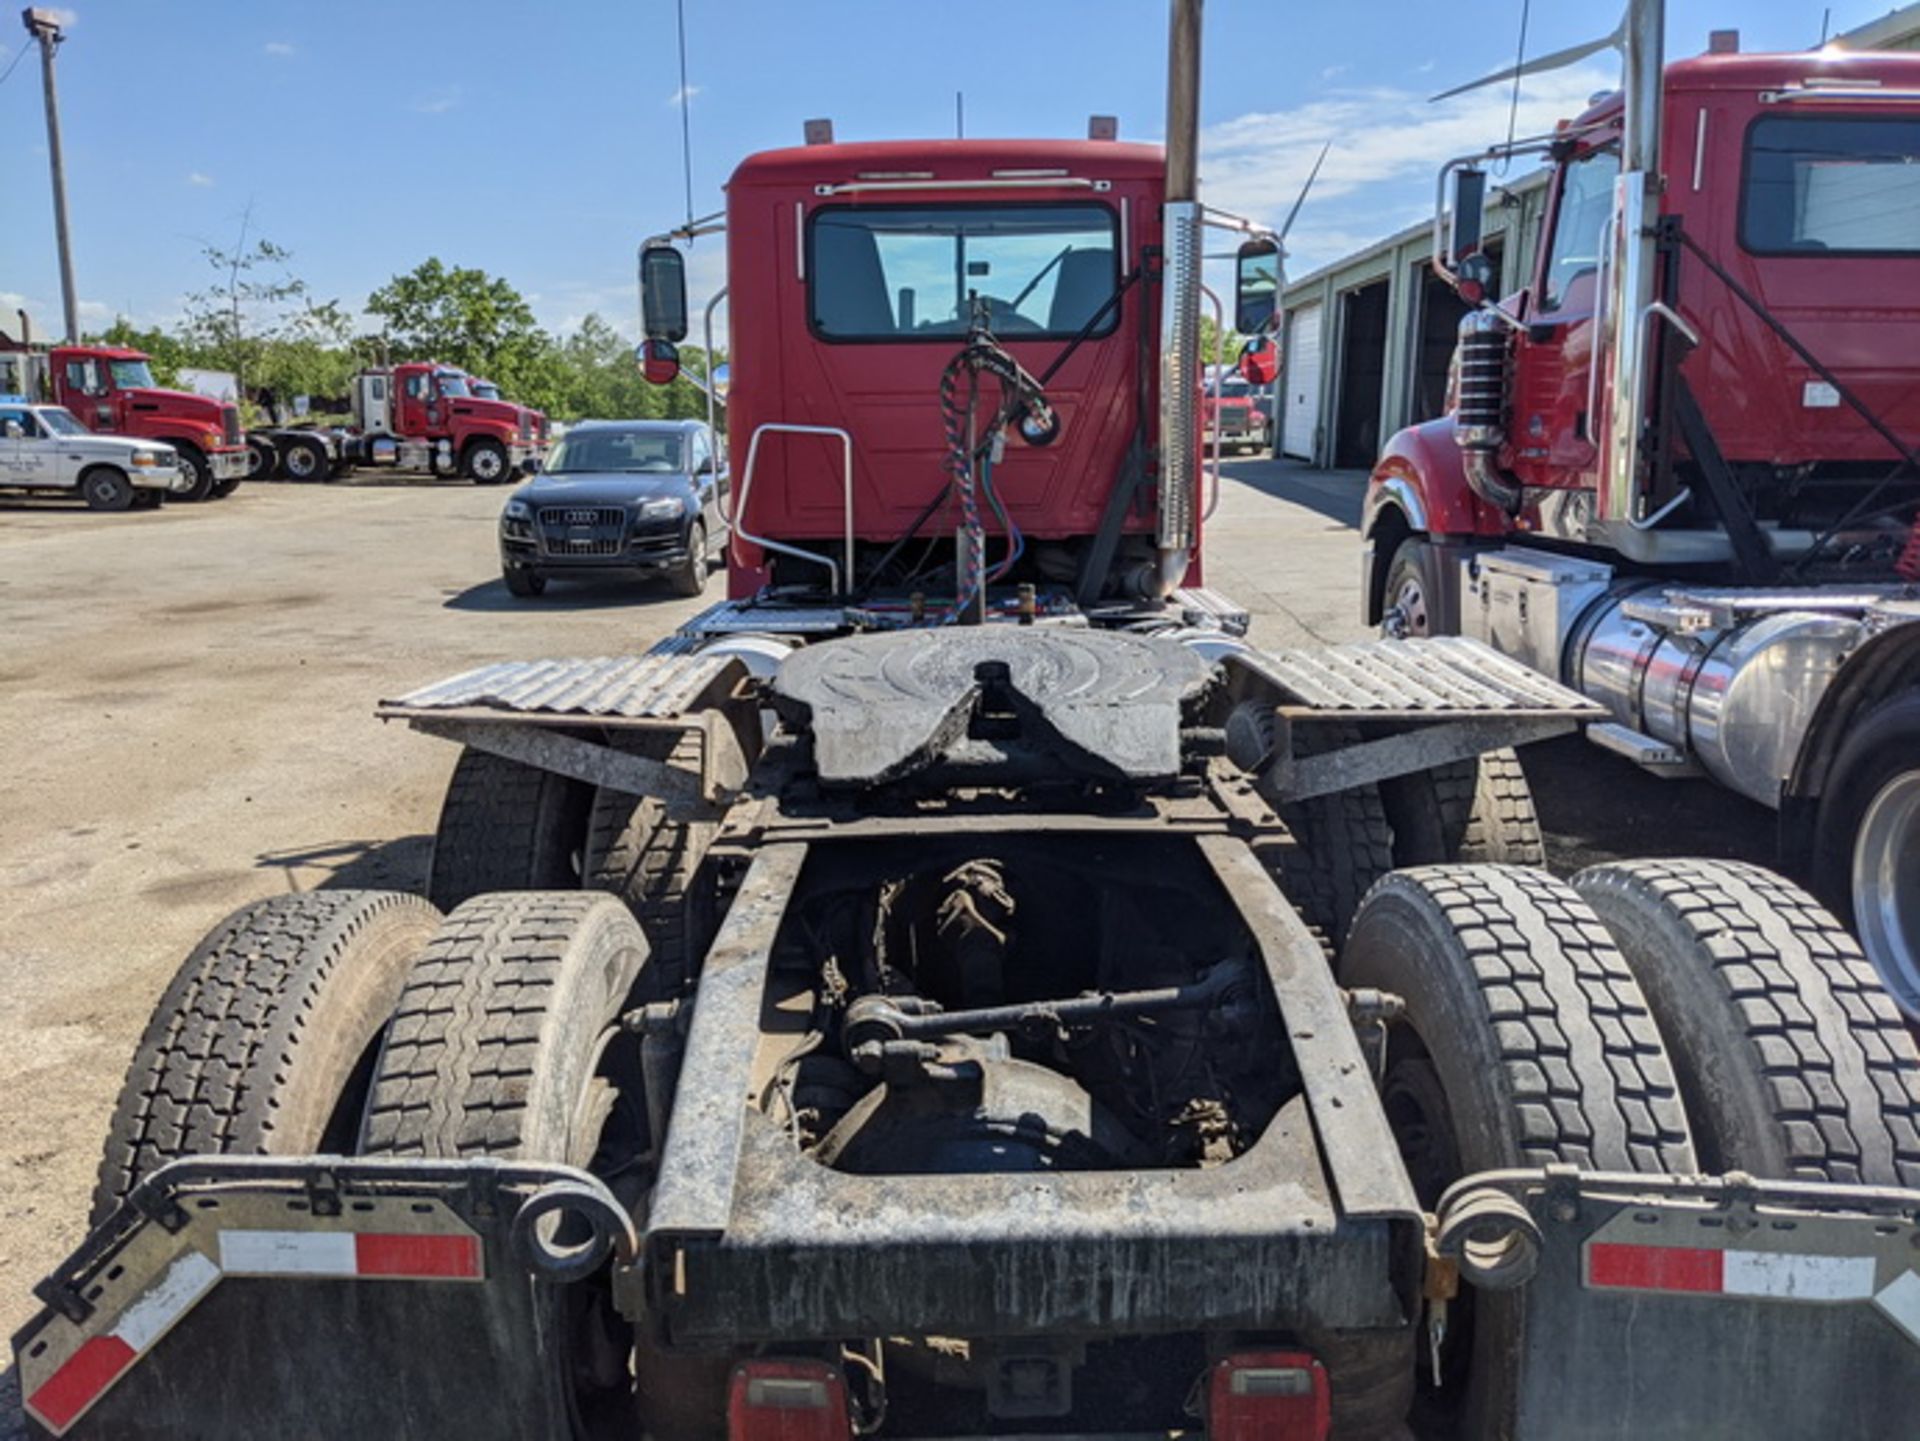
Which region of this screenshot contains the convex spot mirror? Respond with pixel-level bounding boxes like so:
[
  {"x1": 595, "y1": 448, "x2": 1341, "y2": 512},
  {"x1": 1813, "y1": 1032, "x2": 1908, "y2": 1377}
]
[
  {"x1": 640, "y1": 244, "x2": 690, "y2": 343},
  {"x1": 1234, "y1": 238, "x2": 1281, "y2": 337},
  {"x1": 638, "y1": 339, "x2": 681, "y2": 387}
]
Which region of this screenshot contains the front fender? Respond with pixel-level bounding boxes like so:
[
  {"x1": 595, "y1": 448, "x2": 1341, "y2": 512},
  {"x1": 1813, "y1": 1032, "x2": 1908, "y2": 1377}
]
[{"x1": 1362, "y1": 416, "x2": 1501, "y2": 541}]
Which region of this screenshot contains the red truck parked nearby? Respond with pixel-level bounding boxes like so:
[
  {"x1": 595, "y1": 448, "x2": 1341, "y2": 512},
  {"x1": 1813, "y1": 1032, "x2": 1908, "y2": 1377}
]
[
  {"x1": 250, "y1": 362, "x2": 548, "y2": 484},
  {"x1": 1359, "y1": 20, "x2": 1920, "y2": 1014},
  {"x1": 346, "y1": 361, "x2": 543, "y2": 483},
  {"x1": 0, "y1": 336, "x2": 248, "y2": 501}
]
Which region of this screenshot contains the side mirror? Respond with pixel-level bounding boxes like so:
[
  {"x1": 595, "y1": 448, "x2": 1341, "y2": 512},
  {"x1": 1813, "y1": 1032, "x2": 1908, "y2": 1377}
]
[
  {"x1": 2, "y1": 420, "x2": 23, "y2": 439},
  {"x1": 1446, "y1": 166, "x2": 1488, "y2": 272},
  {"x1": 639, "y1": 244, "x2": 689, "y2": 343},
  {"x1": 519, "y1": 456, "x2": 541, "y2": 476},
  {"x1": 638, "y1": 338, "x2": 682, "y2": 386},
  {"x1": 1233, "y1": 238, "x2": 1280, "y2": 336}
]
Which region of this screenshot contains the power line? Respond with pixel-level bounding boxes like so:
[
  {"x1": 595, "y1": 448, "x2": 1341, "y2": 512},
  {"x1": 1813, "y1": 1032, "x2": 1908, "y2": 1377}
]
[{"x1": 0, "y1": 45, "x2": 28, "y2": 89}]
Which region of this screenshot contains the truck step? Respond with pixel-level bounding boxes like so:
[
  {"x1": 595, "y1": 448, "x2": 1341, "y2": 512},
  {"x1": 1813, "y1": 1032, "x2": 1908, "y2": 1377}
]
[
  {"x1": 1237, "y1": 636, "x2": 1605, "y2": 719},
  {"x1": 378, "y1": 649, "x2": 729, "y2": 722}
]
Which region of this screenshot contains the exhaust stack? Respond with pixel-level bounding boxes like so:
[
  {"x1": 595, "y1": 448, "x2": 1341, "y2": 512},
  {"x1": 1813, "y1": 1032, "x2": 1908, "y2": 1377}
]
[
  {"x1": 1152, "y1": 0, "x2": 1203, "y2": 598},
  {"x1": 1597, "y1": 0, "x2": 1665, "y2": 529}
]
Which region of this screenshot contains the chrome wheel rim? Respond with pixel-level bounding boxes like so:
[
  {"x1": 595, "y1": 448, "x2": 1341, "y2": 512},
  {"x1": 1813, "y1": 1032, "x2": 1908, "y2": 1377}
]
[
  {"x1": 1853, "y1": 769, "x2": 1920, "y2": 1016},
  {"x1": 286, "y1": 447, "x2": 317, "y2": 478},
  {"x1": 1385, "y1": 570, "x2": 1430, "y2": 639}
]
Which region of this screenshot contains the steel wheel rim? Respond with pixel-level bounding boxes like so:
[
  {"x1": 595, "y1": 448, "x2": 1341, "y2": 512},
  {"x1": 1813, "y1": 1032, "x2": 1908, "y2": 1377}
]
[
  {"x1": 286, "y1": 447, "x2": 317, "y2": 478},
  {"x1": 89, "y1": 475, "x2": 117, "y2": 505},
  {"x1": 1386, "y1": 570, "x2": 1430, "y2": 639},
  {"x1": 1853, "y1": 769, "x2": 1920, "y2": 1015}
]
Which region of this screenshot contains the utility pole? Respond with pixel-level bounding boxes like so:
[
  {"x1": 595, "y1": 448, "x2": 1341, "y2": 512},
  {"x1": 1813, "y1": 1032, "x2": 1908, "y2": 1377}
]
[{"x1": 23, "y1": 8, "x2": 79, "y2": 343}]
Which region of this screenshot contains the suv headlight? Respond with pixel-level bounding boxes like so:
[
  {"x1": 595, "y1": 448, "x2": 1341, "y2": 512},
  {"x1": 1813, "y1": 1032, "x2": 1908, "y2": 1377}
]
[
  {"x1": 638, "y1": 496, "x2": 685, "y2": 520},
  {"x1": 503, "y1": 498, "x2": 531, "y2": 520}
]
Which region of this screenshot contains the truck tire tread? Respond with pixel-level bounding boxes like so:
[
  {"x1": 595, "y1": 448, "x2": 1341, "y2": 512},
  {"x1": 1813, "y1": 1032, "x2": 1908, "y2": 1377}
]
[
  {"x1": 91, "y1": 890, "x2": 439, "y2": 1225},
  {"x1": 426, "y1": 747, "x2": 593, "y2": 912},
  {"x1": 1346, "y1": 865, "x2": 1696, "y2": 1174},
  {"x1": 358, "y1": 892, "x2": 647, "y2": 1159},
  {"x1": 1575, "y1": 858, "x2": 1920, "y2": 1187},
  {"x1": 583, "y1": 731, "x2": 716, "y2": 990}
]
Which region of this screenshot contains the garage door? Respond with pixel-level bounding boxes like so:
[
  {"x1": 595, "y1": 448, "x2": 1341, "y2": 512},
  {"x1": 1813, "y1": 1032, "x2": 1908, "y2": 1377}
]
[{"x1": 1282, "y1": 302, "x2": 1324, "y2": 462}]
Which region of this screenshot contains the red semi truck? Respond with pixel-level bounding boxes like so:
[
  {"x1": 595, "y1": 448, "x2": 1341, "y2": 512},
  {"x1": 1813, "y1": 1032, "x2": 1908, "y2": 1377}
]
[
  {"x1": 1358, "y1": 14, "x2": 1920, "y2": 1015},
  {"x1": 18, "y1": 6, "x2": 1920, "y2": 1439},
  {"x1": 251, "y1": 361, "x2": 548, "y2": 483},
  {"x1": 0, "y1": 338, "x2": 248, "y2": 501}
]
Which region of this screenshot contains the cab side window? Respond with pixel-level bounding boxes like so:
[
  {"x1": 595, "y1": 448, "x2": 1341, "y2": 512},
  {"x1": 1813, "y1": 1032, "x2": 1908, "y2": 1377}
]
[
  {"x1": 690, "y1": 431, "x2": 711, "y2": 475},
  {"x1": 405, "y1": 374, "x2": 428, "y2": 401},
  {"x1": 64, "y1": 359, "x2": 105, "y2": 395},
  {"x1": 1540, "y1": 149, "x2": 1621, "y2": 313},
  {"x1": 0, "y1": 407, "x2": 37, "y2": 438}
]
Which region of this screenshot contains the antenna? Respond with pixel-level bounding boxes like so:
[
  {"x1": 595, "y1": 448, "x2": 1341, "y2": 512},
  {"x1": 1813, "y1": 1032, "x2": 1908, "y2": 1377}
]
[
  {"x1": 675, "y1": 0, "x2": 695, "y2": 230},
  {"x1": 956, "y1": 91, "x2": 965, "y2": 139},
  {"x1": 1501, "y1": 0, "x2": 1532, "y2": 168},
  {"x1": 1278, "y1": 141, "x2": 1330, "y2": 248}
]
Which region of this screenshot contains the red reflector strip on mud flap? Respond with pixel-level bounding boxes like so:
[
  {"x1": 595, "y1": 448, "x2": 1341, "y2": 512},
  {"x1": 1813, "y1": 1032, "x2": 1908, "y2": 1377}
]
[
  {"x1": 26, "y1": 1250, "x2": 220, "y2": 1434},
  {"x1": 23, "y1": 1229, "x2": 482, "y2": 1435},
  {"x1": 1586, "y1": 1242, "x2": 1920, "y2": 1347}
]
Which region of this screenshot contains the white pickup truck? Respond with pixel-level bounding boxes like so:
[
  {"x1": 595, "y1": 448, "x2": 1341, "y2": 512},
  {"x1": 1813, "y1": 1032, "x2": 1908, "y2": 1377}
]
[{"x1": 0, "y1": 400, "x2": 193, "y2": 510}]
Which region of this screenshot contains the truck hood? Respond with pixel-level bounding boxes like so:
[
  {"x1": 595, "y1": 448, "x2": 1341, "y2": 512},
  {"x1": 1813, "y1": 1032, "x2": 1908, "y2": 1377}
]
[
  {"x1": 446, "y1": 398, "x2": 525, "y2": 428},
  {"x1": 516, "y1": 473, "x2": 692, "y2": 507},
  {"x1": 122, "y1": 387, "x2": 224, "y2": 422}
]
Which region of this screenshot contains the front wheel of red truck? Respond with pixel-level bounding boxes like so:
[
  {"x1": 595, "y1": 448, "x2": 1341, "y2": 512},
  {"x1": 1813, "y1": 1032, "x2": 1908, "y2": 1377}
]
[
  {"x1": 172, "y1": 443, "x2": 215, "y2": 502},
  {"x1": 1342, "y1": 866, "x2": 1696, "y2": 1439},
  {"x1": 465, "y1": 438, "x2": 510, "y2": 484}
]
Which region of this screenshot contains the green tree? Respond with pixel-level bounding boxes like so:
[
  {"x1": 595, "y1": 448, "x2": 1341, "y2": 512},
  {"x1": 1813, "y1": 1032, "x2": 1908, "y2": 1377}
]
[{"x1": 367, "y1": 258, "x2": 540, "y2": 373}]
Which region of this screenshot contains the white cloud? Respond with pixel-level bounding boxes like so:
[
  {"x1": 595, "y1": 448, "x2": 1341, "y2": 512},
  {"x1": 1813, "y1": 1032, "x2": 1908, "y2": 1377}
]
[
  {"x1": 1198, "y1": 65, "x2": 1614, "y2": 277},
  {"x1": 186, "y1": 171, "x2": 214, "y2": 188},
  {"x1": 264, "y1": 41, "x2": 294, "y2": 56},
  {"x1": 412, "y1": 87, "x2": 461, "y2": 115},
  {"x1": 1320, "y1": 64, "x2": 1349, "y2": 82},
  {"x1": 666, "y1": 83, "x2": 701, "y2": 106}
]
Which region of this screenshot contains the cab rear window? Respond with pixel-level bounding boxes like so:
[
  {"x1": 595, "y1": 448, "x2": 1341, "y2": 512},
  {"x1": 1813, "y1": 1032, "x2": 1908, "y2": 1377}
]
[
  {"x1": 808, "y1": 203, "x2": 1119, "y2": 342},
  {"x1": 1741, "y1": 115, "x2": 1920, "y2": 256}
]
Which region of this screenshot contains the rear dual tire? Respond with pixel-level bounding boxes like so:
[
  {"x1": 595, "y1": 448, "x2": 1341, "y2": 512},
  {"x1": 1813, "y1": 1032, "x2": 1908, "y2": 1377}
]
[
  {"x1": 90, "y1": 890, "x2": 440, "y2": 1226},
  {"x1": 1343, "y1": 866, "x2": 1696, "y2": 1438}
]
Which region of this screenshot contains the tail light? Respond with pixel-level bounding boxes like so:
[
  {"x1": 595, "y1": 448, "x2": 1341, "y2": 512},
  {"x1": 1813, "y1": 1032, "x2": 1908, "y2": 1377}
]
[
  {"x1": 728, "y1": 1360, "x2": 850, "y2": 1441},
  {"x1": 1206, "y1": 1351, "x2": 1330, "y2": 1441}
]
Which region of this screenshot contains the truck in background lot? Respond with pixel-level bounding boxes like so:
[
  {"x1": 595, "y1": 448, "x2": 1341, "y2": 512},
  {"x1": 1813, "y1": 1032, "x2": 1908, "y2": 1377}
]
[
  {"x1": 0, "y1": 333, "x2": 248, "y2": 501},
  {"x1": 250, "y1": 361, "x2": 546, "y2": 483},
  {"x1": 1359, "y1": 13, "x2": 1920, "y2": 1015},
  {"x1": 16, "y1": 5, "x2": 1920, "y2": 1439}
]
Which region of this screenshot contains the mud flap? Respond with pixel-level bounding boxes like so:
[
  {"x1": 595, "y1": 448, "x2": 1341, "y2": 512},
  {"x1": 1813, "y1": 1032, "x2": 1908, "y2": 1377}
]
[
  {"x1": 13, "y1": 1157, "x2": 631, "y2": 1439},
  {"x1": 1439, "y1": 1167, "x2": 1920, "y2": 1438}
]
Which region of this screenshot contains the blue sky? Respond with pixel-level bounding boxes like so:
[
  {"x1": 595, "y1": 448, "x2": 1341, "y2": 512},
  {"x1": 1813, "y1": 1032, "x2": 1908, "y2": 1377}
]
[{"x1": 0, "y1": 0, "x2": 1894, "y2": 342}]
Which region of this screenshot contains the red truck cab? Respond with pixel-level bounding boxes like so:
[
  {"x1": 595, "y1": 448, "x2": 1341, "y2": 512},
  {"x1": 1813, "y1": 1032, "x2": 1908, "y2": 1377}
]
[
  {"x1": 0, "y1": 342, "x2": 247, "y2": 501},
  {"x1": 715, "y1": 137, "x2": 1197, "y2": 605},
  {"x1": 353, "y1": 362, "x2": 541, "y2": 484}
]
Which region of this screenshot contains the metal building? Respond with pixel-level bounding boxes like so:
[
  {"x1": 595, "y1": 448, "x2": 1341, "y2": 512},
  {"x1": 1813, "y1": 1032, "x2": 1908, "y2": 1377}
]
[
  {"x1": 1274, "y1": 170, "x2": 1549, "y2": 468},
  {"x1": 1273, "y1": 5, "x2": 1920, "y2": 469}
]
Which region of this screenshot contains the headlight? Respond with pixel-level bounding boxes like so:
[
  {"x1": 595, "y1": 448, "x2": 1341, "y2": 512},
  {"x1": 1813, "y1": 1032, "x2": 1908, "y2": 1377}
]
[
  {"x1": 638, "y1": 496, "x2": 685, "y2": 520},
  {"x1": 131, "y1": 452, "x2": 161, "y2": 467},
  {"x1": 504, "y1": 498, "x2": 531, "y2": 520}
]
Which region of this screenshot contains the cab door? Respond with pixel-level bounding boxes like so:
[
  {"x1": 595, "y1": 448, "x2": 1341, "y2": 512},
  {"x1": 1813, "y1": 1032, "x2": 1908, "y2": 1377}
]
[
  {"x1": 1507, "y1": 146, "x2": 1620, "y2": 492},
  {"x1": 61, "y1": 356, "x2": 118, "y2": 434},
  {"x1": 0, "y1": 407, "x2": 59, "y2": 488}
]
